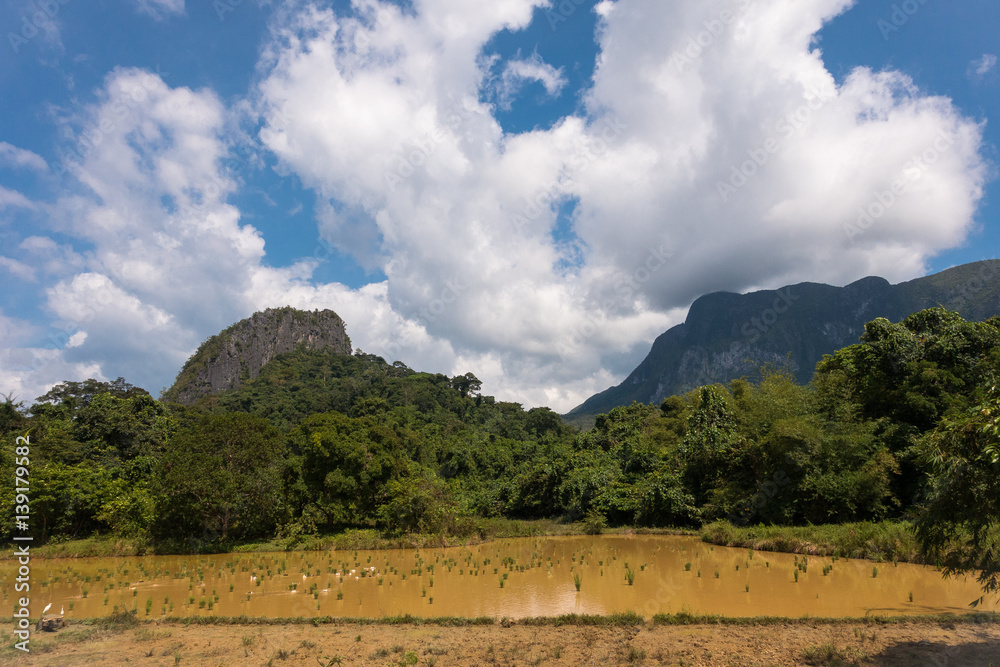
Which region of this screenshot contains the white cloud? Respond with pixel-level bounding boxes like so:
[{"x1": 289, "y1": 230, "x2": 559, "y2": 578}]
[
  {"x1": 129, "y1": 0, "x2": 185, "y2": 20},
  {"x1": 495, "y1": 53, "x2": 568, "y2": 110},
  {"x1": 66, "y1": 331, "x2": 87, "y2": 348},
  {"x1": 0, "y1": 257, "x2": 36, "y2": 282},
  {"x1": 18, "y1": 236, "x2": 85, "y2": 278},
  {"x1": 0, "y1": 142, "x2": 47, "y2": 171},
  {"x1": 594, "y1": 1, "x2": 614, "y2": 19},
  {"x1": 0, "y1": 310, "x2": 104, "y2": 404},
  {"x1": 572, "y1": 0, "x2": 985, "y2": 303},
  {"x1": 0, "y1": 186, "x2": 36, "y2": 210},
  {"x1": 969, "y1": 53, "x2": 997, "y2": 79}
]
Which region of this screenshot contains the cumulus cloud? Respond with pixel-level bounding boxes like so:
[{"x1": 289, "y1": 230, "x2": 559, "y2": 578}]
[
  {"x1": 0, "y1": 0, "x2": 990, "y2": 414},
  {"x1": 575, "y1": 0, "x2": 986, "y2": 302}
]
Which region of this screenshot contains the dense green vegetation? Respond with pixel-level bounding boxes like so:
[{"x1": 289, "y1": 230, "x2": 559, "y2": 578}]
[
  {"x1": 1, "y1": 308, "x2": 998, "y2": 595},
  {"x1": 699, "y1": 520, "x2": 922, "y2": 562}
]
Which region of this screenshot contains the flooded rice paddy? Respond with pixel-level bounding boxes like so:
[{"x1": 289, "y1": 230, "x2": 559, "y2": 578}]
[{"x1": 7, "y1": 536, "x2": 996, "y2": 620}]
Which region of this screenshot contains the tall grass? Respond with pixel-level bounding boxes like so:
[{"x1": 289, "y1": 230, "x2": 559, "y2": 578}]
[{"x1": 700, "y1": 520, "x2": 923, "y2": 563}]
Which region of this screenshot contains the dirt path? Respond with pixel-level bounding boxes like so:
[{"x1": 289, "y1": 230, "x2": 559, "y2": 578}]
[{"x1": 2, "y1": 619, "x2": 998, "y2": 666}]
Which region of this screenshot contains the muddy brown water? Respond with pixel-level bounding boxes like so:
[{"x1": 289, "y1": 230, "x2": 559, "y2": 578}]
[{"x1": 7, "y1": 536, "x2": 996, "y2": 620}]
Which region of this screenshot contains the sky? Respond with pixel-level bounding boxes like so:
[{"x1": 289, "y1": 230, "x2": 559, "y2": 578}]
[{"x1": 0, "y1": 0, "x2": 997, "y2": 413}]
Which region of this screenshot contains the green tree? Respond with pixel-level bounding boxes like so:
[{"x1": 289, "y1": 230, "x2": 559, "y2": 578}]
[
  {"x1": 679, "y1": 385, "x2": 739, "y2": 511},
  {"x1": 74, "y1": 392, "x2": 173, "y2": 463},
  {"x1": 29, "y1": 462, "x2": 107, "y2": 539},
  {"x1": 95, "y1": 478, "x2": 155, "y2": 538},
  {"x1": 153, "y1": 413, "x2": 285, "y2": 546},
  {"x1": 289, "y1": 412, "x2": 405, "y2": 529},
  {"x1": 0, "y1": 394, "x2": 27, "y2": 436},
  {"x1": 914, "y1": 385, "x2": 1000, "y2": 605},
  {"x1": 632, "y1": 467, "x2": 697, "y2": 527},
  {"x1": 376, "y1": 469, "x2": 457, "y2": 534},
  {"x1": 33, "y1": 378, "x2": 148, "y2": 418},
  {"x1": 450, "y1": 372, "x2": 482, "y2": 398}
]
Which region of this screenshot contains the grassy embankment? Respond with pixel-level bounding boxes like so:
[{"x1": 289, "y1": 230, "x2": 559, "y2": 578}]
[{"x1": 698, "y1": 519, "x2": 927, "y2": 564}]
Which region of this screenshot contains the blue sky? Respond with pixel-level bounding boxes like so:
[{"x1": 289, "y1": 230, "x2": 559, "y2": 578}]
[{"x1": 0, "y1": 0, "x2": 997, "y2": 411}]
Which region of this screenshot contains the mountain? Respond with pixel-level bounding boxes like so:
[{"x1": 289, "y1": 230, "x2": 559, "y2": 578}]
[
  {"x1": 163, "y1": 307, "x2": 352, "y2": 405},
  {"x1": 567, "y1": 260, "x2": 1000, "y2": 423}
]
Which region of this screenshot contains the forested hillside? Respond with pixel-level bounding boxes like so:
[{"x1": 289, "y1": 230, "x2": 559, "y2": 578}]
[{"x1": 2, "y1": 308, "x2": 999, "y2": 560}]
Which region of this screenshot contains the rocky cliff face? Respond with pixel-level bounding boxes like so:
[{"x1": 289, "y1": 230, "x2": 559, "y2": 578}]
[
  {"x1": 568, "y1": 260, "x2": 1000, "y2": 420},
  {"x1": 164, "y1": 307, "x2": 352, "y2": 405}
]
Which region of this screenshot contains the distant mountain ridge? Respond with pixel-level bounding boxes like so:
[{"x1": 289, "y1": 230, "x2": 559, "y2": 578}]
[
  {"x1": 163, "y1": 307, "x2": 352, "y2": 405},
  {"x1": 567, "y1": 260, "x2": 1000, "y2": 421}
]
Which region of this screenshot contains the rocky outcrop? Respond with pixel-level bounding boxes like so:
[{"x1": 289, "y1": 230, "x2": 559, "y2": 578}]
[
  {"x1": 568, "y1": 260, "x2": 1000, "y2": 420},
  {"x1": 164, "y1": 307, "x2": 352, "y2": 405}
]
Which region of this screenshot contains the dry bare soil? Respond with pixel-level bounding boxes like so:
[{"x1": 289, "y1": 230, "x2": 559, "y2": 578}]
[{"x1": 2, "y1": 618, "x2": 999, "y2": 666}]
